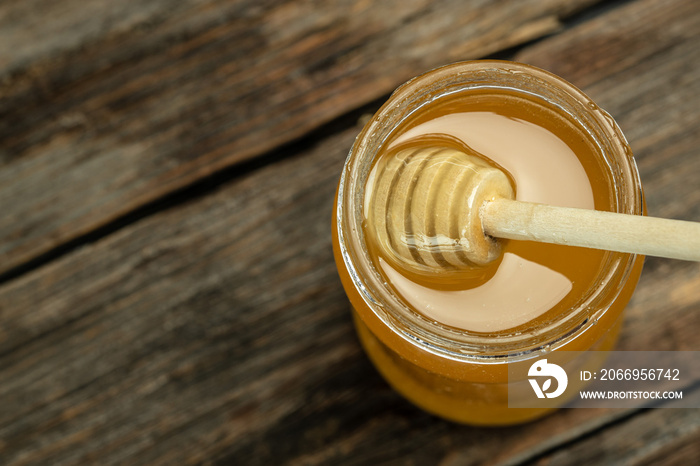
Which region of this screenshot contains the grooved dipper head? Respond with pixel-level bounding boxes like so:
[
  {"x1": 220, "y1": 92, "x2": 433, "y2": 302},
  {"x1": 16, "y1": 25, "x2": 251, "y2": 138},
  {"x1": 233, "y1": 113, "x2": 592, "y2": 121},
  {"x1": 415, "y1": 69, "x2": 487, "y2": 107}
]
[{"x1": 366, "y1": 144, "x2": 514, "y2": 275}]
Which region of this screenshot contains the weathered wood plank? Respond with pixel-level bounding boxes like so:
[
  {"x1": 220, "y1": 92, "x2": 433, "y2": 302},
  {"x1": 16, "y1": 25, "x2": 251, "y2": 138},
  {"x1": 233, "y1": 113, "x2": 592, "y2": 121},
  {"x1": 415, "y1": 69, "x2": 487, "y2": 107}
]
[
  {"x1": 0, "y1": 0, "x2": 699, "y2": 464},
  {"x1": 0, "y1": 0, "x2": 207, "y2": 77},
  {"x1": 528, "y1": 394, "x2": 700, "y2": 465},
  {"x1": 0, "y1": 0, "x2": 600, "y2": 276}
]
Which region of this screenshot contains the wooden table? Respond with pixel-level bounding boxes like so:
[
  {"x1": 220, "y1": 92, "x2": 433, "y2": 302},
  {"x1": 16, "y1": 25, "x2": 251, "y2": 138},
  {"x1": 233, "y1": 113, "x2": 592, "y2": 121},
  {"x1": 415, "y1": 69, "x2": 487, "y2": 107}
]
[{"x1": 1, "y1": 0, "x2": 699, "y2": 464}]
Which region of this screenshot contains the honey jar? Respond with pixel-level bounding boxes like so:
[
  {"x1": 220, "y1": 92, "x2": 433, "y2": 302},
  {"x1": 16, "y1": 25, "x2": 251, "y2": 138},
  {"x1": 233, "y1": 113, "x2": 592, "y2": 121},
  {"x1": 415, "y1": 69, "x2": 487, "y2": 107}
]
[{"x1": 332, "y1": 61, "x2": 645, "y2": 424}]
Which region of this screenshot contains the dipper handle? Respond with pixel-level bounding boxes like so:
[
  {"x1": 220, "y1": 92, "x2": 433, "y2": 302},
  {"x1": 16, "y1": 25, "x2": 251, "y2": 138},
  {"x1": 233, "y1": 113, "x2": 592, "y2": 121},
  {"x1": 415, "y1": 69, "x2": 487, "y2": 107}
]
[{"x1": 483, "y1": 199, "x2": 700, "y2": 262}]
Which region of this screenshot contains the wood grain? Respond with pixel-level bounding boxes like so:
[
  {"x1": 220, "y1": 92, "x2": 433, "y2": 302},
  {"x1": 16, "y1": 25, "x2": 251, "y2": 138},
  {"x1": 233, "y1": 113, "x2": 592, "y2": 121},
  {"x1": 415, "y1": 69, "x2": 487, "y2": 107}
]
[
  {"x1": 0, "y1": 0, "x2": 600, "y2": 276},
  {"x1": 528, "y1": 394, "x2": 700, "y2": 465},
  {"x1": 0, "y1": 0, "x2": 699, "y2": 464}
]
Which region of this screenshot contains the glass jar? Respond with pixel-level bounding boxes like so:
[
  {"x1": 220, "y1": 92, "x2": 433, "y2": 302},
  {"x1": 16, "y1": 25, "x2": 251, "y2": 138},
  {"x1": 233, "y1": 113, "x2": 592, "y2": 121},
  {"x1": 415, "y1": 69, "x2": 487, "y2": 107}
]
[{"x1": 332, "y1": 60, "x2": 645, "y2": 425}]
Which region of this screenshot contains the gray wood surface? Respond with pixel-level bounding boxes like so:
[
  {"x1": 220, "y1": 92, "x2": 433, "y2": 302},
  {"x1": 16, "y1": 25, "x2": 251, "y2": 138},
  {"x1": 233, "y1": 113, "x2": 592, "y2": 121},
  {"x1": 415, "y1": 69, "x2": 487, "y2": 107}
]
[
  {"x1": 1, "y1": 0, "x2": 699, "y2": 464},
  {"x1": 0, "y1": 0, "x2": 599, "y2": 276}
]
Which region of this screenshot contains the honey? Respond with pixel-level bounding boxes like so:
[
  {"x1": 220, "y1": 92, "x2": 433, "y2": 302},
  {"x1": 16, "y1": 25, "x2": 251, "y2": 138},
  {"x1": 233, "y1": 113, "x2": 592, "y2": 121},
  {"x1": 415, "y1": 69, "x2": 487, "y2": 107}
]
[
  {"x1": 333, "y1": 61, "x2": 644, "y2": 424},
  {"x1": 364, "y1": 89, "x2": 613, "y2": 334}
]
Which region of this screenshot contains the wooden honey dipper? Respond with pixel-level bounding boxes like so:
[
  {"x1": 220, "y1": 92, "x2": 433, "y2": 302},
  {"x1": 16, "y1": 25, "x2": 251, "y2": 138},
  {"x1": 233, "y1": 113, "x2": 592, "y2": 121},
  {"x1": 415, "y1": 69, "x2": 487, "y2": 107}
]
[{"x1": 367, "y1": 145, "x2": 700, "y2": 274}]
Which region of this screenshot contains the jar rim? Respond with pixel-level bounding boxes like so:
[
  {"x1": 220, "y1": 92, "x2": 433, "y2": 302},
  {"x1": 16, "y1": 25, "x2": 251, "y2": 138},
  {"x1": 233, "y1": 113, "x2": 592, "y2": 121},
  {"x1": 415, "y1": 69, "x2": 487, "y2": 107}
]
[{"x1": 337, "y1": 60, "x2": 644, "y2": 363}]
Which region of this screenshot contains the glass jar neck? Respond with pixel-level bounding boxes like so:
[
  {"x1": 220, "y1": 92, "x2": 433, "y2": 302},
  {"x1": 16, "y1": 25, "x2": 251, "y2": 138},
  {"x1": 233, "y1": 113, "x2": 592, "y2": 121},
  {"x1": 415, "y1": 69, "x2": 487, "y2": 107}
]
[{"x1": 337, "y1": 60, "x2": 643, "y2": 362}]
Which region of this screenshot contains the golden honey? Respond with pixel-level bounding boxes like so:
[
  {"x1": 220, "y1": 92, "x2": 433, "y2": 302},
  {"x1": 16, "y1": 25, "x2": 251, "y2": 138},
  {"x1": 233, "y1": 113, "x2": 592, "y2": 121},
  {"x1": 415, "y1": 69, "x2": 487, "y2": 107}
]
[{"x1": 333, "y1": 61, "x2": 644, "y2": 424}]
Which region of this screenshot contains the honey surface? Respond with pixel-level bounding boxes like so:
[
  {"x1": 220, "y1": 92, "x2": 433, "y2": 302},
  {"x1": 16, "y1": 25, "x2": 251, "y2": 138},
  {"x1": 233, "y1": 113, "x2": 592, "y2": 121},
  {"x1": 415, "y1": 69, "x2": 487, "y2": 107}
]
[{"x1": 363, "y1": 89, "x2": 614, "y2": 333}]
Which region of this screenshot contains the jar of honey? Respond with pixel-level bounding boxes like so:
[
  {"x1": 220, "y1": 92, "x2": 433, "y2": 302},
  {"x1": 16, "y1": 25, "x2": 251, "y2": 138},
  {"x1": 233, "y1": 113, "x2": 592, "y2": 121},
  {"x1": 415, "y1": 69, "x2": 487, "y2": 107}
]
[{"x1": 332, "y1": 60, "x2": 645, "y2": 424}]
